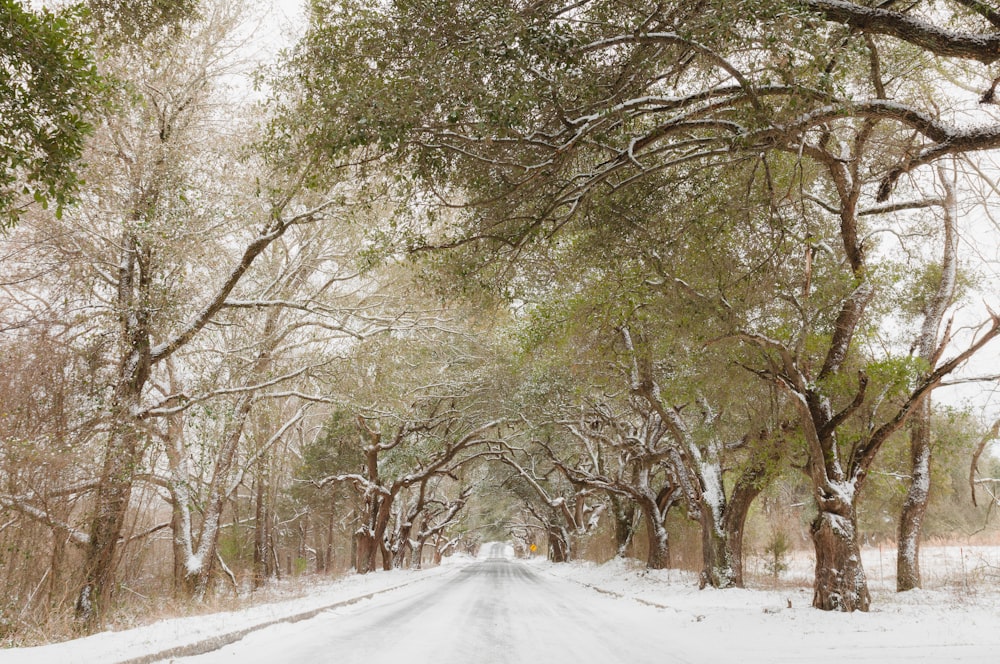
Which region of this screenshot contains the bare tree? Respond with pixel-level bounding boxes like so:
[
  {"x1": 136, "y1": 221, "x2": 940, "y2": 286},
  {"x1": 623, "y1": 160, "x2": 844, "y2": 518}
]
[{"x1": 0, "y1": 1, "x2": 360, "y2": 625}]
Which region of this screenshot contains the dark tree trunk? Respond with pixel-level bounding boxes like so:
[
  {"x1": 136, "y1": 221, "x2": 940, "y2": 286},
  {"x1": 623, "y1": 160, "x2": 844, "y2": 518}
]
[
  {"x1": 609, "y1": 494, "x2": 637, "y2": 557},
  {"x1": 76, "y1": 229, "x2": 153, "y2": 627},
  {"x1": 722, "y1": 508, "x2": 750, "y2": 588},
  {"x1": 811, "y1": 508, "x2": 870, "y2": 611},
  {"x1": 77, "y1": 425, "x2": 143, "y2": 625},
  {"x1": 698, "y1": 511, "x2": 733, "y2": 589},
  {"x1": 547, "y1": 528, "x2": 569, "y2": 563},
  {"x1": 355, "y1": 531, "x2": 377, "y2": 574},
  {"x1": 49, "y1": 533, "x2": 66, "y2": 609},
  {"x1": 322, "y1": 499, "x2": 336, "y2": 573},
  {"x1": 643, "y1": 511, "x2": 670, "y2": 570},
  {"x1": 721, "y1": 436, "x2": 781, "y2": 587}
]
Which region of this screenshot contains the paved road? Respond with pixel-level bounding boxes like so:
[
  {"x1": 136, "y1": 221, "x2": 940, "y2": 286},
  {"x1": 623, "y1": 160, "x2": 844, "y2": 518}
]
[{"x1": 172, "y1": 556, "x2": 693, "y2": 664}]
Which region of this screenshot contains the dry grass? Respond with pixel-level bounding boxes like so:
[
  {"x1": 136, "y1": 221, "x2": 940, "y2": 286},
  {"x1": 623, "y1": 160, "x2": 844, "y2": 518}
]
[{"x1": 2, "y1": 571, "x2": 353, "y2": 648}]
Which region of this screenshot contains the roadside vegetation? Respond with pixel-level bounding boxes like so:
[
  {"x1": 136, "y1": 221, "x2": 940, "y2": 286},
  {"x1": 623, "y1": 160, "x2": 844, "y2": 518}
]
[{"x1": 3, "y1": 0, "x2": 1000, "y2": 645}]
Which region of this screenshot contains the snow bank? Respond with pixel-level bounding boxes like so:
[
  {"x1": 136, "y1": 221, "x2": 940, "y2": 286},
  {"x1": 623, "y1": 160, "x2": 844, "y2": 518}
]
[
  {"x1": 5, "y1": 547, "x2": 999, "y2": 663},
  {"x1": 539, "y1": 551, "x2": 1000, "y2": 662},
  {"x1": 0, "y1": 567, "x2": 449, "y2": 664}
]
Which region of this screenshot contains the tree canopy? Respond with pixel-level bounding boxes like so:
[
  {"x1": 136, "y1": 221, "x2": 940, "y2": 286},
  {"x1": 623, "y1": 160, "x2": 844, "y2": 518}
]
[
  {"x1": 0, "y1": 0, "x2": 103, "y2": 227},
  {"x1": 3, "y1": 0, "x2": 1000, "y2": 638}
]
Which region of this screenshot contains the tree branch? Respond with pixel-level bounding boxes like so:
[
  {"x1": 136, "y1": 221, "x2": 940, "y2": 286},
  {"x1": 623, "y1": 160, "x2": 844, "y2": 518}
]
[{"x1": 804, "y1": 0, "x2": 1000, "y2": 64}]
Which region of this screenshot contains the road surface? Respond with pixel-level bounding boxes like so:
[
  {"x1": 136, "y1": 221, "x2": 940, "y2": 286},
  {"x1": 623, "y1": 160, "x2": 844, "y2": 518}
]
[{"x1": 171, "y1": 554, "x2": 693, "y2": 663}]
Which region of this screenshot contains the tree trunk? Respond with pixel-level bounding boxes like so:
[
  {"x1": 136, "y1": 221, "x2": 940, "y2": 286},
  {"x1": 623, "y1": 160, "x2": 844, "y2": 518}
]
[
  {"x1": 432, "y1": 538, "x2": 444, "y2": 566},
  {"x1": 355, "y1": 530, "x2": 380, "y2": 574},
  {"x1": 897, "y1": 398, "x2": 932, "y2": 591},
  {"x1": 323, "y1": 499, "x2": 335, "y2": 574},
  {"x1": 171, "y1": 497, "x2": 193, "y2": 596},
  {"x1": 252, "y1": 464, "x2": 270, "y2": 590},
  {"x1": 722, "y1": 512, "x2": 748, "y2": 589},
  {"x1": 643, "y1": 510, "x2": 670, "y2": 570},
  {"x1": 722, "y1": 436, "x2": 781, "y2": 587},
  {"x1": 811, "y1": 508, "x2": 870, "y2": 611},
  {"x1": 547, "y1": 528, "x2": 569, "y2": 563},
  {"x1": 49, "y1": 533, "x2": 66, "y2": 609},
  {"x1": 392, "y1": 525, "x2": 412, "y2": 569},
  {"x1": 411, "y1": 538, "x2": 427, "y2": 570},
  {"x1": 609, "y1": 494, "x2": 637, "y2": 558},
  {"x1": 350, "y1": 531, "x2": 360, "y2": 572},
  {"x1": 76, "y1": 425, "x2": 143, "y2": 625},
  {"x1": 698, "y1": 511, "x2": 733, "y2": 589},
  {"x1": 694, "y1": 464, "x2": 737, "y2": 588},
  {"x1": 897, "y1": 165, "x2": 956, "y2": 592},
  {"x1": 76, "y1": 228, "x2": 153, "y2": 626}
]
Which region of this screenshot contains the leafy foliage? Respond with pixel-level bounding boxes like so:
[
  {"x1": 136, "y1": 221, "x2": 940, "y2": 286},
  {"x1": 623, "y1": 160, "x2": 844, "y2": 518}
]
[{"x1": 0, "y1": 0, "x2": 103, "y2": 227}]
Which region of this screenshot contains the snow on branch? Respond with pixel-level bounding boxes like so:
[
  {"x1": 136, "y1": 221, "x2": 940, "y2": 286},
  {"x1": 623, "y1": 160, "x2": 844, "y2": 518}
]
[
  {"x1": 805, "y1": 0, "x2": 1000, "y2": 64},
  {"x1": 970, "y1": 419, "x2": 1000, "y2": 506},
  {"x1": 0, "y1": 495, "x2": 90, "y2": 546},
  {"x1": 139, "y1": 365, "x2": 313, "y2": 418}
]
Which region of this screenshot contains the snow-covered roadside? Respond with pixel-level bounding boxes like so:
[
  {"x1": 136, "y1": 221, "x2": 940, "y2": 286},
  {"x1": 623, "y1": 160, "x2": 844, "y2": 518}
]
[
  {"x1": 537, "y1": 553, "x2": 1000, "y2": 662},
  {"x1": 5, "y1": 548, "x2": 998, "y2": 664},
  {"x1": 0, "y1": 565, "x2": 458, "y2": 664}
]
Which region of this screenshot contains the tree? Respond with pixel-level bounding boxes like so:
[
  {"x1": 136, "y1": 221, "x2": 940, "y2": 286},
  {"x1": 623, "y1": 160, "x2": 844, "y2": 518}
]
[
  {"x1": 735, "y1": 125, "x2": 999, "y2": 610},
  {"x1": 494, "y1": 436, "x2": 606, "y2": 564},
  {"x1": 554, "y1": 402, "x2": 683, "y2": 570},
  {"x1": 4, "y1": 0, "x2": 354, "y2": 625},
  {"x1": 293, "y1": 409, "x2": 367, "y2": 576},
  {"x1": 896, "y1": 166, "x2": 961, "y2": 591},
  {"x1": 288, "y1": 0, "x2": 1000, "y2": 611},
  {"x1": 0, "y1": 0, "x2": 102, "y2": 227},
  {"x1": 318, "y1": 406, "x2": 502, "y2": 573}
]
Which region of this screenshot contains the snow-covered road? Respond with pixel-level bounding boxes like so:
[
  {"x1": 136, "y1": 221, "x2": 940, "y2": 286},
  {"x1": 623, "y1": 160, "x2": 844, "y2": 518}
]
[
  {"x1": 171, "y1": 556, "x2": 697, "y2": 664},
  {"x1": 6, "y1": 547, "x2": 999, "y2": 663}
]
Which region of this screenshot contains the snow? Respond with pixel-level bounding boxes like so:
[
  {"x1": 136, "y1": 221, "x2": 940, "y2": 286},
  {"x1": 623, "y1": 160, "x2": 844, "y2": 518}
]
[
  {"x1": 541, "y1": 549, "x2": 1000, "y2": 662},
  {"x1": 477, "y1": 541, "x2": 515, "y2": 560},
  {"x1": 2, "y1": 545, "x2": 998, "y2": 663},
  {"x1": 0, "y1": 568, "x2": 449, "y2": 664}
]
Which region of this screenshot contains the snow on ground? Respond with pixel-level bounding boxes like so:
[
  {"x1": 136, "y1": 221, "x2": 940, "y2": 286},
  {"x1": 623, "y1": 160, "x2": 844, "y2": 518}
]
[
  {"x1": 538, "y1": 546, "x2": 1000, "y2": 662},
  {"x1": 776, "y1": 544, "x2": 1000, "y2": 591},
  {"x1": 2, "y1": 545, "x2": 998, "y2": 663},
  {"x1": 0, "y1": 567, "x2": 450, "y2": 664}
]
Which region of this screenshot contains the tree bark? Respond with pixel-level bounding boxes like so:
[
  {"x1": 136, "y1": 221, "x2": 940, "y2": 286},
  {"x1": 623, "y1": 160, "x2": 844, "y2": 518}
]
[
  {"x1": 722, "y1": 434, "x2": 782, "y2": 587},
  {"x1": 252, "y1": 455, "x2": 270, "y2": 590},
  {"x1": 609, "y1": 493, "x2": 637, "y2": 557},
  {"x1": 811, "y1": 505, "x2": 870, "y2": 611},
  {"x1": 897, "y1": 166, "x2": 957, "y2": 591},
  {"x1": 641, "y1": 505, "x2": 670, "y2": 570},
  {"x1": 322, "y1": 496, "x2": 336, "y2": 573},
  {"x1": 355, "y1": 530, "x2": 377, "y2": 574},
  {"x1": 547, "y1": 527, "x2": 569, "y2": 563},
  {"x1": 698, "y1": 510, "x2": 732, "y2": 588},
  {"x1": 76, "y1": 227, "x2": 153, "y2": 626},
  {"x1": 897, "y1": 399, "x2": 932, "y2": 591}
]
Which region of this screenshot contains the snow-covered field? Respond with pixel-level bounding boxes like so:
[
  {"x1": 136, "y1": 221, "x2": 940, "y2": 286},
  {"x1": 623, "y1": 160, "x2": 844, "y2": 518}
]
[
  {"x1": 776, "y1": 544, "x2": 1000, "y2": 592},
  {"x1": 1, "y1": 545, "x2": 998, "y2": 663},
  {"x1": 542, "y1": 546, "x2": 1000, "y2": 662}
]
